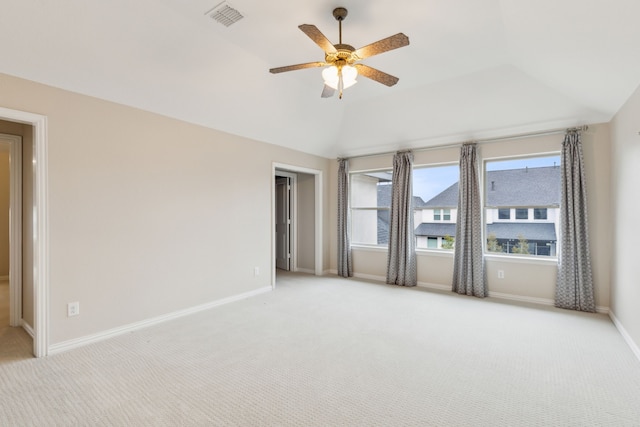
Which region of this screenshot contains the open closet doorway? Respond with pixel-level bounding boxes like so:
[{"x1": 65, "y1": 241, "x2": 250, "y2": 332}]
[{"x1": 272, "y1": 163, "x2": 323, "y2": 288}]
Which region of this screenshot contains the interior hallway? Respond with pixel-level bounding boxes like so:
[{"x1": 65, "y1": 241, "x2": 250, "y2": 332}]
[{"x1": 0, "y1": 279, "x2": 32, "y2": 361}]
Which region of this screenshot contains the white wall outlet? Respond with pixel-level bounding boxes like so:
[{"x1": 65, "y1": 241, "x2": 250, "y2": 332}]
[
  {"x1": 498, "y1": 270, "x2": 505, "y2": 279},
  {"x1": 254, "y1": 267, "x2": 260, "y2": 276},
  {"x1": 67, "y1": 301, "x2": 80, "y2": 317}
]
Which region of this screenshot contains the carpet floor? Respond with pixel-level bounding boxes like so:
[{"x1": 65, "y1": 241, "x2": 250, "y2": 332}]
[{"x1": 1, "y1": 272, "x2": 639, "y2": 426}]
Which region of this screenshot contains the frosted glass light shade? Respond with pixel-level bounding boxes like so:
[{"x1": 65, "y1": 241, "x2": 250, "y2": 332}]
[{"x1": 322, "y1": 65, "x2": 358, "y2": 90}]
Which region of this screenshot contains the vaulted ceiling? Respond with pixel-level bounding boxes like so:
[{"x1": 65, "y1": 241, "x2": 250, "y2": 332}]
[{"x1": 2, "y1": 0, "x2": 640, "y2": 158}]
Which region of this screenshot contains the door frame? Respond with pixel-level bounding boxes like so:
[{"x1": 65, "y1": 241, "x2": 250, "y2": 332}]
[
  {"x1": 1, "y1": 133, "x2": 22, "y2": 327},
  {"x1": 0, "y1": 107, "x2": 48, "y2": 358},
  {"x1": 275, "y1": 171, "x2": 297, "y2": 272},
  {"x1": 272, "y1": 163, "x2": 323, "y2": 288}
]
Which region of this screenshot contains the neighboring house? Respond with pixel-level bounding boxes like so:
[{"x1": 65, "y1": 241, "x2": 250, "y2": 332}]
[
  {"x1": 415, "y1": 166, "x2": 560, "y2": 255},
  {"x1": 377, "y1": 182, "x2": 426, "y2": 245}
]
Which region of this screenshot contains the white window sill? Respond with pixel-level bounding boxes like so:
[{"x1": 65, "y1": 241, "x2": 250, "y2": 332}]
[{"x1": 484, "y1": 253, "x2": 558, "y2": 266}]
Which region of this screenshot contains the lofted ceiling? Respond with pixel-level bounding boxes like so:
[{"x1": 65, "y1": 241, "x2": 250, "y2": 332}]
[{"x1": 1, "y1": 0, "x2": 640, "y2": 158}]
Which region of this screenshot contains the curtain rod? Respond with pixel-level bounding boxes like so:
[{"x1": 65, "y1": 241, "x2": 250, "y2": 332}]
[{"x1": 343, "y1": 125, "x2": 589, "y2": 161}]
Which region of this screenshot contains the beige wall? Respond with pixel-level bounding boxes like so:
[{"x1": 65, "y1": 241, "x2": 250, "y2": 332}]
[
  {"x1": 335, "y1": 125, "x2": 611, "y2": 309},
  {"x1": 0, "y1": 73, "x2": 331, "y2": 345},
  {"x1": 0, "y1": 150, "x2": 9, "y2": 277},
  {"x1": 296, "y1": 173, "x2": 315, "y2": 272},
  {"x1": 610, "y1": 83, "x2": 640, "y2": 352}
]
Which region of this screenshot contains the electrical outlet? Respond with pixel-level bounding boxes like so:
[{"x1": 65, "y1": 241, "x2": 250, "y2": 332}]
[
  {"x1": 67, "y1": 301, "x2": 80, "y2": 317},
  {"x1": 498, "y1": 270, "x2": 505, "y2": 279},
  {"x1": 254, "y1": 267, "x2": 260, "y2": 276}
]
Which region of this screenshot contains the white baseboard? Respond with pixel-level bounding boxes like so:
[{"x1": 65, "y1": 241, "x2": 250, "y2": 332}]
[
  {"x1": 295, "y1": 268, "x2": 315, "y2": 275},
  {"x1": 353, "y1": 272, "x2": 386, "y2": 282},
  {"x1": 609, "y1": 310, "x2": 640, "y2": 363},
  {"x1": 21, "y1": 320, "x2": 35, "y2": 338},
  {"x1": 417, "y1": 282, "x2": 450, "y2": 292},
  {"x1": 48, "y1": 286, "x2": 272, "y2": 355}
]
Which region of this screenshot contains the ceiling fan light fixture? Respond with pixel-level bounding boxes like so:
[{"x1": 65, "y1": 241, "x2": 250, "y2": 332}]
[{"x1": 322, "y1": 65, "x2": 358, "y2": 90}]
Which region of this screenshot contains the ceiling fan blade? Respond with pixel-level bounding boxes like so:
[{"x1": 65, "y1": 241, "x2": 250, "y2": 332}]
[
  {"x1": 269, "y1": 62, "x2": 326, "y2": 74},
  {"x1": 354, "y1": 33, "x2": 409, "y2": 60},
  {"x1": 355, "y1": 64, "x2": 399, "y2": 87},
  {"x1": 299, "y1": 24, "x2": 337, "y2": 54},
  {"x1": 321, "y1": 84, "x2": 336, "y2": 98}
]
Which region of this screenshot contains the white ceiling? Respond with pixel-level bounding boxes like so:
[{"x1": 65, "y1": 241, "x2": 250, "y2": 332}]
[{"x1": 2, "y1": 0, "x2": 640, "y2": 158}]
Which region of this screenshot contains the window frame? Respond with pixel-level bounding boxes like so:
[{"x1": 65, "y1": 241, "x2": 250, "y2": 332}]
[
  {"x1": 483, "y1": 152, "x2": 561, "y2": 259},
  {"x1": 349, "y1": 168, "x2": 393, "y2": 247}
]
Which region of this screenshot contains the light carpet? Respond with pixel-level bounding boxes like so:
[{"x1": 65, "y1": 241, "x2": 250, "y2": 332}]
[{"x1": 1, "y1": 272, "x2": 639, "y2": 426}]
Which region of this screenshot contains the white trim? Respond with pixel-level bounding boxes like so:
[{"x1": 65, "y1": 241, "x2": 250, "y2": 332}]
[
  {"x1": 295, "y1": 268, "x2": 315, "y2": 275},
  {"x1": 609, "y1": 311, "x2": 640, "y2": 363},
  {"x1": 272, "y1": 163, "x2": 323, "y2": 288},
  {"x1": 49, "y1": 286, "x2": 272, "y2": 355},
  {"x1": 1, "y1": 133, "x2": 23, "y2": 327},
  {"x1": 353, "y1": 272, "x2": 386, "y2": 282},
  {"x1": 21, "y1": 320, "x2": 35, "y2": 338},
  {"x1": 484, "y1": 253, "x2": 559, "y2": 266},
  {"x1": 0, "y1": 107, "x2": 48, "y2": 358},
  {"x1": 417, "y1": 282, "x2": 451, "y2": 292}
]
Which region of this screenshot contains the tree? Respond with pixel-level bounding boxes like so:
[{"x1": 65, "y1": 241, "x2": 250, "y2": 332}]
[
  {"x1": 511, "y1": 234, "x2": 530, "y2": 254},
  {"x1": 486, "y1": 233, "x2": 503, "y2": 253},
  {"x1": 442, "y1": 235, "x2": 455, "y2": 250}
]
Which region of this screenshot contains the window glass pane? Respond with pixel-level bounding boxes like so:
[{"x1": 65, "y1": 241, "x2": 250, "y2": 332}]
[
  {"x1": 485, "y1": 155, "x2": 561, "y2": 257},
  {"x1": 350, "y1": 171, "x2": 392, "y2": 245},
  {"x1": 350, "y1": 172, "x2": 392, "y2": 208},
  {"x1": 534, "y1": 208, "x2": 547, "y2": 220},
  {"x1": 351, "y1": 208, "x2": 389, "y2": 245},
  {"x1": 413, "y1": 165, "x2": 459, "y2": 250}
]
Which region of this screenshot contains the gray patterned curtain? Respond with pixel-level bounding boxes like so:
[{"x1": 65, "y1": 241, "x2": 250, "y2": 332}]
[
  {"x1": 555, "y1": 131, "x2": 595, "y2": 312},
  {"x1": 452, "y1": 144, "x2": 487, "y2": 297},
  {"x1": 386, "y1": 151, "x2": 417, "y2": 286},
  {"x1": 337, "y1": 158, "x2": 353, "y2": 277}
]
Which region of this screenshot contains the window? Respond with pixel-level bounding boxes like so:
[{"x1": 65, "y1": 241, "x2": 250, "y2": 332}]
[
  {"x1": 350, "y1": 170, "x2": 392, "y2": 245},
  {"x1": 413, "y1": 164, "x2": 459, "y2": 250},
  {"x1": 534, "y1": 208, "x2": 547, "y2": 220},
  {"x1": 485, "y1": 155, "x2": 561, "y2": 257}
]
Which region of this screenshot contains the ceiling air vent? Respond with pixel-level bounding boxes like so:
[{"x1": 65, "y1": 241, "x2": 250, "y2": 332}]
[{"x1": 205, "y1": 2, "x2": 244, "y2": 27}]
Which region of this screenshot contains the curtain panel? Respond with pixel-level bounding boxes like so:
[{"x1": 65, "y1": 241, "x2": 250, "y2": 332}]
[
  {"x1": 555, "y1": 131, "x2": 596, "y2": 312},
  {"x1": 386, "y1": 151, "x2": 417, "y2": 286},
  {"x1": 452, "y1": 144, "x2": 487, "y2": 297},
  {"x1": 337, "y1": 158, "x2": 353, "y2": 277}
]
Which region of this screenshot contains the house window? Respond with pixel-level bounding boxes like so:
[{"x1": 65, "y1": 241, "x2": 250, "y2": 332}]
[
  {"x1": 534, "y1": 208, "x2": 547, "y2": 220},
  {"x1": 350, "y1": 170, "x2": 392, "y2": 245},
  {"x1": 413, "y1": 164, "x2": 459, "y2": 250},
  {"x1": 484, "y1": 154, "x2": 561, "y2": 257}
]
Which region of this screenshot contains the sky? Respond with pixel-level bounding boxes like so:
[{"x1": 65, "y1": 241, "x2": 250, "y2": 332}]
[{"x1": 413, "y1": 155, "x2": 561, "y2": 202}]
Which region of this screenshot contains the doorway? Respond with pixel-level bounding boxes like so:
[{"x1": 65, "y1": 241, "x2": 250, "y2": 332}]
[
  {"x1": 272, "y1": 163, "x2": 323, "y2": 288},
  {"x1": 0, "y1": 107, "x2": 48, "y2": 358}
]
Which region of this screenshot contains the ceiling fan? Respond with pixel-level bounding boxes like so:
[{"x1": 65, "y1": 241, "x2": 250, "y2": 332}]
[{"x1": 269, "y1": 7, "x2": 409, "y2": 99}]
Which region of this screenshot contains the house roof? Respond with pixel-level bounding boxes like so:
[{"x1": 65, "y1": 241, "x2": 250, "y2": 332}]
[
  {"x1": 414, "y1": 223, "x2": 456, "y2": 237},
  {"x1": 486, "y1": 167, "x2": 561, "y2": 207},
  {"x1": 378, "y1": 184, "x2": 427, "y2": 208},
  {"x1": 2, "y1": 2, "x2": 640, "y2": 158},
  {"x1": 422, "y1": 166, "x2": 560, "y2": 208},
  {"x1": 487, "y1": 223, "x2": 557, "y2": 241}
]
